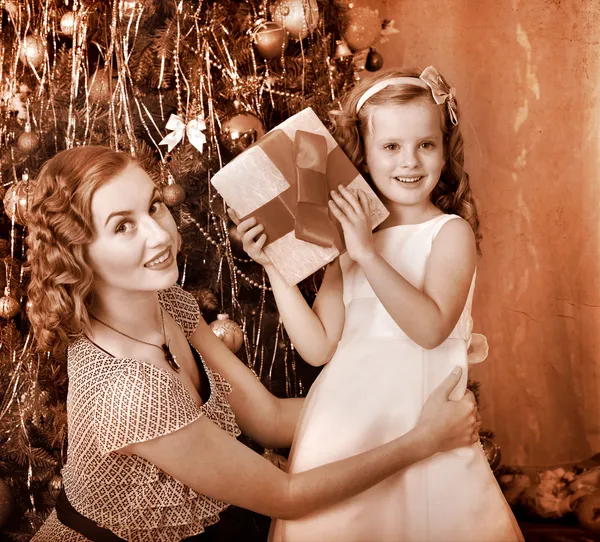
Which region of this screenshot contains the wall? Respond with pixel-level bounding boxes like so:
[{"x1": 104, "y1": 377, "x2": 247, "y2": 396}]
[{"x1": 372, "y1": 0, "x2": 600, "y2": 465}]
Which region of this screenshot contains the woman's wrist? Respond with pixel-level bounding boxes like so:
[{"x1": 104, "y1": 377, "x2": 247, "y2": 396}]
[{"x1": 404, "y1": 425, "x2": 438, "y2": 460}]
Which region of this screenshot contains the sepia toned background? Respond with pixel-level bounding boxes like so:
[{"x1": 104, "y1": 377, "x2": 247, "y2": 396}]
[{"x1": 367, "y1": 0, "x2": 600, "y2": 467}]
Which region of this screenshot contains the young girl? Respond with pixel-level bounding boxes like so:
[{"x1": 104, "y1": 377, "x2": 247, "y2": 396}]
[{"x1": 231, "y1": 67, "x2": 524, "y2": 541}]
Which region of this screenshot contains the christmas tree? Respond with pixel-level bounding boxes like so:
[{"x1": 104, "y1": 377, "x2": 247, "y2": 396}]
[{"x1": 0, "y1": 0, "x2": 390, "y2": 538}]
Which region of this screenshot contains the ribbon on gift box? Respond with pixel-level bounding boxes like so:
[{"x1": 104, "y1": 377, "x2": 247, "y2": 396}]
[{"x1": 239, "y1": 129, "x2": 358, "y2": 250}]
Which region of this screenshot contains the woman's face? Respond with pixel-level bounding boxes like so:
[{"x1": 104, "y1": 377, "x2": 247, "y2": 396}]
[{"x1": 86, "y1": 164, "x2": 179, "y2": 295}]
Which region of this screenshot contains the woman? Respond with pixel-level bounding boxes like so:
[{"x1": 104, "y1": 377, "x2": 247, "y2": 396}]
[{"x1": 28, "y1": 146, "x2": 479, "y2": 541}]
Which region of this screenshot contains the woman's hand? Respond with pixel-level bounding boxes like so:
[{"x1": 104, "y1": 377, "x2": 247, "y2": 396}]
[
  {"x1": 328, "y1": 185, "x2": 376, "y2": 265},
  {"x1": 227, "y1": 208, "x2": 272, "y2": 268},
  {"x1": 415, "y1": 367, "x2": 480, "y2": 454}
]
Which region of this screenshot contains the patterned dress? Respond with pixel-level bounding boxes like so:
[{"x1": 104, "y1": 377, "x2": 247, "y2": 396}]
[{"x1": 32, "y1": 285, "x2": 241, "y2": 542}]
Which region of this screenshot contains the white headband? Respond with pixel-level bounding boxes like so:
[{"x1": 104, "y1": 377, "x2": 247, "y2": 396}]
[{"x1": 355, "y1": 66, "x2": 458, "y2": 125}]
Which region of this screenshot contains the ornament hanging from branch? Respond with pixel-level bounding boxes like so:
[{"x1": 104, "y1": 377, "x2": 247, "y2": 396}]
[
  {"x1": 18, "y1": 34, "x2": 46, "y2": 69},
  {"x1": 161, "y1": 174, "x2": 186, "y2": 207},
  {"x1": 60, "y1": 11, "x2": 76, "y2": 36},
  {"x1": 270, "y1": 0, "x2": 320, "y2": 40},
  {"x1": 159, "y1": 114, "x2": 207, "y2": 153},
  {"x1": 3, "y1": 171, "x2": 33, "y2": 225},
  {"x1": 209, "y1": 314, "x2": 244, "y2": 353},
  {"x1": 252, "y1": 21, "x2": 288, "y2": 60},
  {"x1": 219, "y1": 111, "x2": 266, "y2": 156}
]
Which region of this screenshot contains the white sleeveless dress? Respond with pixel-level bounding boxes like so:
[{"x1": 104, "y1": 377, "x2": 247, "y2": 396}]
[{"x1": 271, "y1": 214, "x2": 523, "y2": 542}]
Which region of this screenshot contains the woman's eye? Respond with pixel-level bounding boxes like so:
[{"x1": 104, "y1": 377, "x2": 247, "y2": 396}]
[
  {"x1": 150, "y1": 199, "x2": 164, "y2": 214},
  {"x1": 115, "y1": 221, "x2": 134, "y2": 234}
]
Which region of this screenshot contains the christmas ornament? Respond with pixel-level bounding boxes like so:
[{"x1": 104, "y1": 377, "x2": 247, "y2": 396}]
[
  {"x1": 209, "y1": 314, "x2": 243, "y2": 353},
  {"x1": 48, "y1": 474, "x2": 63, "y2": 500},
  {"x1": 479, "y1": 432, "x2": 501, "y2": 471},
  {"x1": 270, "y1": 0, "x2": 319, "y2": 40},
  {"x1": 120, "y1": 0, "x2": 138, "y2": 17},
  {"x1": 343, "y1": 7, "x2": 381, "y2": 51},
  {"x1": 0, "y1": 479, "x2": 13, "y2": 528},
  {"x1": 334, "y1": 40, "x2": 353, "y2": 59},
  {"x1": 89, "y1": 69, "x2": 114, "y2": 103},
  {"x1": 161, "y1": 175, "x2": 185, "y2": 207},
  {"x1": 159, "y1": 114, "x2": 207, "y2": 153},
  {"x1": 60, "y1": 11, "x2": 76, "y2": 36},
  {"x1": 0, "y1": 288, "x2": 20, "y2": 320},
  {"x1": 17, "y1": 122, "x2": 40, "y2": 153},
  {"x1": 365, "y1": 49, "x2": 384, "y2": 71},
  {"x1": 19, "y1": 34, "x2": 45, "y2": 69},
  {"x1": 3, "y1": 174, "x2": 33, "y2": 225},
  {"x1": 220, "y1": 112, "x2": 266, "y2": 155},
  {"x1": 575, "y1": 490, "x2": 600, "y2": 534},
  {"x1": 253, "y1": 21, "x2": 288, "y2": 60}
]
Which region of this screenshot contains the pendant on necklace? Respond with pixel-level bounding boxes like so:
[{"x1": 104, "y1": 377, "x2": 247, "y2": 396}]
[{"x1": 161, "y1": 343, "x2": 180, "y2": 372}]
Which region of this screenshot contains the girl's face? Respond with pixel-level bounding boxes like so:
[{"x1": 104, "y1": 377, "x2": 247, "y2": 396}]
[
  {"x1": 86, "y1": 164, "x2": 179, "y2": 295},
  {"x1": 363, "y1": 101, "x2": 445, "y2": 211}
]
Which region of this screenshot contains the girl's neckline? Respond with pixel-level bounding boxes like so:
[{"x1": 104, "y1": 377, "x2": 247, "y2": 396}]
[{"x1": 374, "y1": 212, "x2": 448, "y2": 233}]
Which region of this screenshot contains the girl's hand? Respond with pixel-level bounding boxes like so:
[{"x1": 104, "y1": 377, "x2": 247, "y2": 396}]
[
  {"x1": 227, "y1": 208, "x2": 272, "y2": 268},
  {"x1": 416, "y1": 367, "x2": 480, "y2": 453},
  {"x1": 328, "y1": 185, "x2": 376, "y2": 264}
]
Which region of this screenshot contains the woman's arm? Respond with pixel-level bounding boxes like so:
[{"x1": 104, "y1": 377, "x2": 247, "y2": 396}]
[
  {"x1": 191, "y1": 315, "x2": 302, "y2": 449},
  {"x1": 329, "y1": 187, "x2": 476, "y2": 349},
  {"x1": 229, "y1": 208, "x2": 346, "y2": 366},
  {"x1": 126, "y1": 367, "x2": 477, "y2": 520}
]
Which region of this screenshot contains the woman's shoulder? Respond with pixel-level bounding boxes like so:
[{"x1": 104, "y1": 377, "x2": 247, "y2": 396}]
[{"x1": 158, "y1": 283, "x2": 201, "y2": 338}]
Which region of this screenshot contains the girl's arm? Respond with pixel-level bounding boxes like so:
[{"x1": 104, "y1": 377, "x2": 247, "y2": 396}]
[
  {"x1": 125, "y1": 367, "x2": 478, "y2": 520},
  {"x1": 191, "y1": 315, "x2": 302, "y2": 449},
  {"x1": 329, "y1": 186, "x2": 476, "y2": 349},
  {"x1": 228, "y1": 208, "x2": 345, "y2": 366}
]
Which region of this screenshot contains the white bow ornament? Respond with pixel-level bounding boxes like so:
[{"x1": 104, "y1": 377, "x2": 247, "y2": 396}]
[{"x1": 159, "y1": 114, "x2": 207, "y2": 153}]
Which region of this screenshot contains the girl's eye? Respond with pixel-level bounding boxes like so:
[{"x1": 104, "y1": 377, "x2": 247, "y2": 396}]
[
  {"x1": 421, "y1": 142, "x2": 435, "y2": 149},
  {"x1": 115, "y1": 221, "x2": 134, "y2": 234},
  {"x1": 149, "y1": 199, "x2": 164, "y2": 214},
  {"x1": 383, "y1": 143, "x2": 399, "y2": 151}
]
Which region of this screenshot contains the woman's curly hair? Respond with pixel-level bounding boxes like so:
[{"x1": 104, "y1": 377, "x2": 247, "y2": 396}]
[
  {"x1": 329, "y1": 67, "x2": 482, "y2": 254},
  {"x1": 27, "y1": 146, "x2": 137, "y2": 356}
]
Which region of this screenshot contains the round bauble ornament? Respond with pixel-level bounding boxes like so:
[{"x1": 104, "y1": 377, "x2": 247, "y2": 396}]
[
  {"x1": 89, "y1": 69, "x2": 114, "y2": 104},
  {"x1": 162, "y1": 178, "x2": 185, "y2": 207},
  {"x1": 19, "y1": 34, "x2": 45, "y2": 69},
  {"x1": 576, "y1": 490, "x2": 600, "y2": 534},
  {"x1": 270, "y1": 0, "x2": 319, "y2": 40},
  {"x1": 3, "y1": 177, "x2": 33, "y2": 225},
  {"x1": 17, "y1": 122, "x2": 40, "y2": 153},
  {"x1": 479, "y1": 434, "x2": 502, "y2": 471},
  {"x1": 48, "y1": 474, "x2": 63, "y2": 500},
  {"x1": 0, "y1": 478, "x2": 13, "y2": 528},
  {"x1": 365, "y1": 48, "x2": 384, "y2": 71},
  {"x1": 0, "y1": 289, "x2": 20, "y2": 320},
  {"x1": 343, "y1": 7, "x2": 381, "y2": 51},
  {"x1": 60, "y1": 11, "x2": 76, "y2": 36},
  {"x1": 209, "y1": 314, "x2": 243, "y2": 353},
  {"x1": 253, "y1": 21, "x2": 288, "y2": 60},
  {"x1": 220, "y1": 112, "x2": 266, "y2": 155}
]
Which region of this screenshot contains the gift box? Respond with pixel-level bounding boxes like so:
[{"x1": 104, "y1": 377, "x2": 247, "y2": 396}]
[{"x1": 211, "y1": 107, "x2": 389, "y2": 285}]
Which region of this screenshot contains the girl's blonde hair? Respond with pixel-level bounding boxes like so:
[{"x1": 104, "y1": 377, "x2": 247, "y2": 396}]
[
  {"x1": 27, "y1": 146, "x2": 138, "y2": 355},
  {"x1": 329, "y1": 67, "x2": 481, "y2": 253}
]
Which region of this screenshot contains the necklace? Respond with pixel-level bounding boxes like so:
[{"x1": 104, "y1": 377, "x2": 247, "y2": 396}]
[{"x1": 89, "y1": 308, "x2": 180, "y2": 372}]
